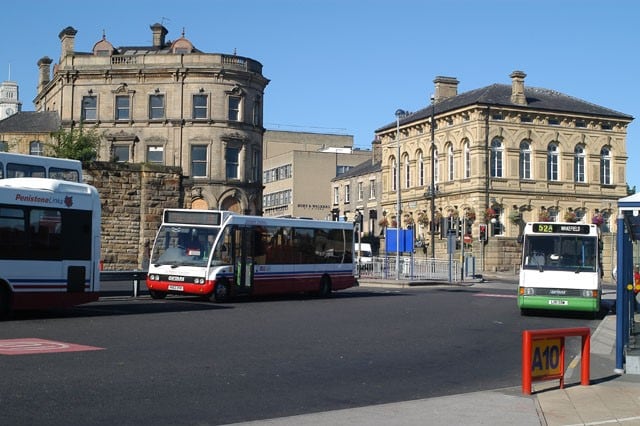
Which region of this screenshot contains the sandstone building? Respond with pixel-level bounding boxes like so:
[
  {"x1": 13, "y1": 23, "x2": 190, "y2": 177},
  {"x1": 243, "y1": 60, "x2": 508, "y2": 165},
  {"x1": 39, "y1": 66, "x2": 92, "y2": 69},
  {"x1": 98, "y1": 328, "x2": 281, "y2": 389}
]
[
  {"x1": 33, "y1": 24, "x2": 269, "y2": 214},
  {"x1": 374, "y1": 71, "x2": 633, "y2": 273}
]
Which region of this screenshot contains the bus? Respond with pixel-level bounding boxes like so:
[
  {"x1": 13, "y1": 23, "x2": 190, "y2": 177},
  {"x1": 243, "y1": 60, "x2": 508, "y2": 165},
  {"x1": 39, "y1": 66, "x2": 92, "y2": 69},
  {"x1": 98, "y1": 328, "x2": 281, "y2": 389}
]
[
  {"x1": 0, "y1": 177, "x2": 101, "y2": 317},
  {"x1": 146, "y1": 209, "x2": 357, "y2": 302},
  {"x1": 517, "y1": 222, "x2": 602, "y2": 315},
  {"x1": 0, "y1": 152, "x2": 83, "y2": 182}
]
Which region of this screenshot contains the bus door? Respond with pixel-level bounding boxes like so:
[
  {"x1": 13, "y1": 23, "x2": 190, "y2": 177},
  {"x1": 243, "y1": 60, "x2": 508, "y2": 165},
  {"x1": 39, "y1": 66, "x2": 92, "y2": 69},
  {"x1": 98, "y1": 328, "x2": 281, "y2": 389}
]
[{"x1": 231, "y1": 226, "x2": 255, "y2": 294}]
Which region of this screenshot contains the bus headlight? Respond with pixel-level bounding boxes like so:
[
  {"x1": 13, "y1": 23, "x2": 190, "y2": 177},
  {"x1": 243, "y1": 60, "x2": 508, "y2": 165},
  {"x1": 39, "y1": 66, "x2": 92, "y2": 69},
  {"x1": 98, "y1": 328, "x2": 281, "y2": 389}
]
[
  {"x1": 149, "y1": 274, "x2": 159, "y2": 281},
  {"x1": 582, "y1": 289, "x2": 597, "y2": 298},
  {"x1": 519, "y1": 287, "x2": 535, "y2": 296},
  {"x1": 195, "y1": 278, "x2": 205, "y2": 284}
]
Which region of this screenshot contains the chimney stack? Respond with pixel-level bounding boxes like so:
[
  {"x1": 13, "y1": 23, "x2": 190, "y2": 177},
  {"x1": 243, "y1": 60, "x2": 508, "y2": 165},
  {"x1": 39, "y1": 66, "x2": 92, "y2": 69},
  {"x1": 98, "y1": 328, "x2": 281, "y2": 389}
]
[
  {"x1": 37, "y1": 56, "x2": 53, "y2": 94},
  {"x1": 58, "y1": 26, "x2": 78, "y2": 59},
  {"x1": 510, "y1": 70, "x2": 527, "y2": 105},
  {"x1": 433, "y1": 76, "x2": 459, "y2": 103},
  {"x1": 150, "y1": 23, "x2": 168, "y2": 48}
]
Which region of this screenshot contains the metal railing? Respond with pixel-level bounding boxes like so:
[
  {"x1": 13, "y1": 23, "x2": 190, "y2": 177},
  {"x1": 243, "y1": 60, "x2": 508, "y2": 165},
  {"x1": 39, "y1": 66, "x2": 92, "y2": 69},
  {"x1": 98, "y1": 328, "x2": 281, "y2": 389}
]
[
  {"x1": 100, "y1": 270, "x2": 147, "y2": 297},
  {"x1": 358, "y1": 256, "x2": 459, "y2": 282}
]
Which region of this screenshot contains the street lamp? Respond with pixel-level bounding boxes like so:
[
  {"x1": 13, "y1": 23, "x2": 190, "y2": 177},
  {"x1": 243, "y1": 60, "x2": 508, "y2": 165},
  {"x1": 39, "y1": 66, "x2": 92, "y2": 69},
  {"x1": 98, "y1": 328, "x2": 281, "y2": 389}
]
[
  {"x1": 429, "y1": 96, "x2": 436, "y2": 258},
  {"x1": 395, "y1": 108, "x2": 407, "y2": 280}
]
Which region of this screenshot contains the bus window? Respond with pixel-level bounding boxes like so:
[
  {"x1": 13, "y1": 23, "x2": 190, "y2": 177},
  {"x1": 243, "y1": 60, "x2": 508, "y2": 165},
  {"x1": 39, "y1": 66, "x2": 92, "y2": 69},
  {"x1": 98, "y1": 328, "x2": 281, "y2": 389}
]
[{"x1": 7, "y1": 163, "x2": 46, "y2": 178}]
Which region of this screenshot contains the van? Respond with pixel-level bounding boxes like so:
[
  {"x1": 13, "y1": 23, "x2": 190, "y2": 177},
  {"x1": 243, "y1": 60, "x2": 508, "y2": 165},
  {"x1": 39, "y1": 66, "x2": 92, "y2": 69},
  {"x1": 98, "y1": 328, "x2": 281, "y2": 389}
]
[{"x1": 355, "y1": 243, "x2": 373, "y2": 265}]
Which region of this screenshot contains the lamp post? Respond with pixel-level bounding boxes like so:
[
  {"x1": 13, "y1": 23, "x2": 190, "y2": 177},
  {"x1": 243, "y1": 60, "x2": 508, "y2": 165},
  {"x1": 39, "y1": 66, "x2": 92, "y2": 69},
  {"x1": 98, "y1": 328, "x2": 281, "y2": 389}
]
[
  {"x1": 395, "y1": 108, "x2": 407, "y2": 280},
  {"x1": 429, "y1": 97, "x2": 436, "y2": 258}
]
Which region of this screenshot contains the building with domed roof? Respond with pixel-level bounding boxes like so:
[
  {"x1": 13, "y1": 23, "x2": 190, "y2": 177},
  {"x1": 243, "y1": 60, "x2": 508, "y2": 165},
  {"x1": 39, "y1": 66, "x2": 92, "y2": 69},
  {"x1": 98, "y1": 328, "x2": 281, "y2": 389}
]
[{"x1": 34, "y1": 24, "x2": 269, "y2": 214}]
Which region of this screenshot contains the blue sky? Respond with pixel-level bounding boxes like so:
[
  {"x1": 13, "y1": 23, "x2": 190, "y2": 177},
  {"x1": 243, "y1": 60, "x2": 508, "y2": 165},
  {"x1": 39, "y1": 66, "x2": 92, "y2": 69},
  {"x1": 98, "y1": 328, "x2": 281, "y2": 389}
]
[{"x1": 5, "y1": 0, "x2": 639, "y2": 188}]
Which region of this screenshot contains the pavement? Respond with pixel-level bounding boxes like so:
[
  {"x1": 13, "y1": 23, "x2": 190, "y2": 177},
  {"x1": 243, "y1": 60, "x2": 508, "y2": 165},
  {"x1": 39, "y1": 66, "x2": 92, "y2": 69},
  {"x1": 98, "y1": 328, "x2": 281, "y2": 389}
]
[{"x1": 227, "y1": 273, "x2": 640, "y2": 426}]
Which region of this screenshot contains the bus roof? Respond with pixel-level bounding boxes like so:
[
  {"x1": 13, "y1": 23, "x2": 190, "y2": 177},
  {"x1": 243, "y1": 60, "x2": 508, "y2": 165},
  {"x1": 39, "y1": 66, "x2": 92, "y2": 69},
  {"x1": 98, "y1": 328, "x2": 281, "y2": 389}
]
[{"x1": 0, "y1": 177, "x2": 96, "y2": 195}]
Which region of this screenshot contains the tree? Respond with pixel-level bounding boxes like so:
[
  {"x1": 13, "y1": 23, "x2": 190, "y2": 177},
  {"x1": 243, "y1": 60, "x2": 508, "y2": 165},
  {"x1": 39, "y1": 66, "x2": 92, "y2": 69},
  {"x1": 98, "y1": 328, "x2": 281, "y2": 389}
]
[{"x1": 48, "y1": 126, "x2": 100, "y2": 163}]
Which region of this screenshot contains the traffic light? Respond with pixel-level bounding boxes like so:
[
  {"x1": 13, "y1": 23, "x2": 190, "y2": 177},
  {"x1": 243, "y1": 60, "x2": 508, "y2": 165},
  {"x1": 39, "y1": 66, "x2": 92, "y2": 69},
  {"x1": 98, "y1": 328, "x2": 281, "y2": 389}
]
[{"x1": 479, "y1": 224, "x2": 487, "y2": 242}]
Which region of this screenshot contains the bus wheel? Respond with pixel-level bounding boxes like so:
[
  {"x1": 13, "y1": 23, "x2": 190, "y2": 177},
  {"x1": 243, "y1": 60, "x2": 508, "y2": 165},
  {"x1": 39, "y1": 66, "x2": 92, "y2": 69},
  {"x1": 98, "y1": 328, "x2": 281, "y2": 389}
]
[
  {"x1": 149, "y1": 289, "x2": 167, "y2": 299},
  {"x1": 0, "y1": 286, "x2": 11, "y2": 320},
  {"x1": 212, "y1": 281, "x2": 230, "y2": 303},
  {"x1": 318, "y1": 276, "x2": 332, "y2": 298}
]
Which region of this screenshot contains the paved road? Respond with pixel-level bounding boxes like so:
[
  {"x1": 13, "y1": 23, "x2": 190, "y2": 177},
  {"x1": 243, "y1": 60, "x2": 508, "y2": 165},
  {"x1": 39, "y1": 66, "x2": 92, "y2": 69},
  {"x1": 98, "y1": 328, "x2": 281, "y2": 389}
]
[{"x1": 0, "y1": 281, "x2": 602, "y2": 425}]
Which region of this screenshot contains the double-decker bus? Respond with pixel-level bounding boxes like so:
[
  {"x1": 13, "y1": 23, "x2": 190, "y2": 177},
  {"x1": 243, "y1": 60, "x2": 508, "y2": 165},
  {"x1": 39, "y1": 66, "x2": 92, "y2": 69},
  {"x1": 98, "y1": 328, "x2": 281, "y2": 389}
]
[
  {"x1": 0, "y1": 152, "x2": 83, "y2": 182},
  {"x1": 147, "y1": 209, "x2": 357, "y2": 302},
  {"x1": 518, "y1": 222, "x2": 602, "y2": 315},
  {"x1": 0, "y1": 177, "x2": 101, "y2": 317}
]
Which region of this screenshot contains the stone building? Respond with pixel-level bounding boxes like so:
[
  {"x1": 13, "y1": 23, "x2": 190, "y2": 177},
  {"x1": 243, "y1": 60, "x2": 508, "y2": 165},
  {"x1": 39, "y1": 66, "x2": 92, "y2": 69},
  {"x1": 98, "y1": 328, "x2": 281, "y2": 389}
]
[
  {"x1": 34, "y1": 24, "x2": 269, "y2": 214},
  {"x1": 375, "y1": 71, "x2": 633, "y2": 274}
]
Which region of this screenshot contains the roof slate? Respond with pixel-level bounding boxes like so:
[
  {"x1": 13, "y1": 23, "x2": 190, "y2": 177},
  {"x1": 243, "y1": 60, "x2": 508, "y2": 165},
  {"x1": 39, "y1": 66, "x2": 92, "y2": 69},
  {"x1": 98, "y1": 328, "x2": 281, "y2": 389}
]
[
  {"x1": 0, "y1": 111, "x2": 60, "y2": 133},
  {"x1": 377, "y1": 83, "x2": 634, "y2": 133}
]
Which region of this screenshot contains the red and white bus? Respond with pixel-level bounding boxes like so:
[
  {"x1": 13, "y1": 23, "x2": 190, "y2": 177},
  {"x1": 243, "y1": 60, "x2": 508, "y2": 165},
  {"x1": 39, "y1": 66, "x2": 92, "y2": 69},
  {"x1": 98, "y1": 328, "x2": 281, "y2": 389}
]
[
  {"x1": 146, "y1": 209, "x2": 357, "y2": 302},
  {"x1": 0, "y1": 178, "x2": 101, "y2": 317}
]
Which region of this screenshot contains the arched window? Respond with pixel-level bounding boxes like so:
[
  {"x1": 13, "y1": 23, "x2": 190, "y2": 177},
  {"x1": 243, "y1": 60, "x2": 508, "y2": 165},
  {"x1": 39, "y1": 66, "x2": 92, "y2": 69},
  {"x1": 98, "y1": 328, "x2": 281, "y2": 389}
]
[
  {"x1": 547, "y1": 143, "x2": 559, "y2": 181},
  {"x1": 0, "y1": 141, "x2": 8, "y2": 152},
  {"x1": 490, "y1": 138, "x2": 503, "y2": 178},
  {"x1": 391, "y1": 156, "x2": 398, "y2": 192},
  {"x1": 403, "y1": 153, "x2": 410, "y2": 188},
  {"x1": 574, "y1": 145, "x2": 586, "y2": 183},
  {"x1": 463, "y1": 140, "x2": 470, "y2": 179},
  {"x1": 600, "y1": 147, "x2": 611, "y2": 185},
  {"x1": 447, "y1": 144, "x2": 454, "y2": 181},
  {"x1": 418, "y1": 151, "x2": 424, "y2": 186},
  {"x1": 29, "y1": 141, "x2": 44, "y2": 156},
  {"x1": 519, "y1": 140, "x2": 531, "y2": 180}
]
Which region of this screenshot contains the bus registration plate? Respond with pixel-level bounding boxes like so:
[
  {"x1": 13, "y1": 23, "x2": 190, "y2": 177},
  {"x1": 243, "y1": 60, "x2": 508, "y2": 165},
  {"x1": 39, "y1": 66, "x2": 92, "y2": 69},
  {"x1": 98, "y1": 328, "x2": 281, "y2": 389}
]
[
  {"x1": 168, "y1": 285, "x2": 184, "y2": 292},
  {"x1": 548, "y1": 300, "x2": 568, "y2": 305}
]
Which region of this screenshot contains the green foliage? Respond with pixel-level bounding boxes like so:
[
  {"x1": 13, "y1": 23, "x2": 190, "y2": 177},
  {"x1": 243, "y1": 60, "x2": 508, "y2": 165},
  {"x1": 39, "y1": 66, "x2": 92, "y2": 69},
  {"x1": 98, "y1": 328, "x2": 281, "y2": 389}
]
[{"x1": 48, "y1": 126, "x2": 100, "y2": 163}]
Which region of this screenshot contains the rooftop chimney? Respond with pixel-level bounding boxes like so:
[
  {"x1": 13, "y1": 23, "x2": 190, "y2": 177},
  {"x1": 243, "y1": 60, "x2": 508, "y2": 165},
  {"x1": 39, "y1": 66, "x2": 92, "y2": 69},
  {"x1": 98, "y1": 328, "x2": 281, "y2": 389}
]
[
  {"x1": 37, "y1": 56, "x2": 53, "y2": 94},
  {"x1": 58, "y1": 26, "x2": 78, "y2": 59},
  {"x1": 510, "y1": 70, "x2": 527, "y2": 105},
  {"x1": 150, "y1": 23, "x2": 168, "y2": 48},
  {"x1": 433, "y1": 76, "x2": 459, "y2": 103}
]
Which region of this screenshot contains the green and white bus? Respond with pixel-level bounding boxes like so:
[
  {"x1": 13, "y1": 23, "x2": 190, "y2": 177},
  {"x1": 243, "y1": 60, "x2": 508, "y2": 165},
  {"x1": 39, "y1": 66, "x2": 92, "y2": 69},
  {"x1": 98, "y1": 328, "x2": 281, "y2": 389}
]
[{"x1": 518, "y1": 222, "x2": 602, "y2": 315}]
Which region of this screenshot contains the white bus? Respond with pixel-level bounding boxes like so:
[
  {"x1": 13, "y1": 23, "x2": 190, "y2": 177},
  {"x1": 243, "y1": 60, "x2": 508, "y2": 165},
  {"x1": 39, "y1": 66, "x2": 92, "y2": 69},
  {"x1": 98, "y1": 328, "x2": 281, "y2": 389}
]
[
  {"x1": 0, "y1": 178, "x2": 101, "y2": 317},
  {"x1": 0, "y1": 152, "x2": 83, "y2": 182},
  {"x1": 147, "y1": 209, "x2": 357, "y2": 302},
  {"x1": 518, "y1": 222, "x2": 602, "y2": 315}
]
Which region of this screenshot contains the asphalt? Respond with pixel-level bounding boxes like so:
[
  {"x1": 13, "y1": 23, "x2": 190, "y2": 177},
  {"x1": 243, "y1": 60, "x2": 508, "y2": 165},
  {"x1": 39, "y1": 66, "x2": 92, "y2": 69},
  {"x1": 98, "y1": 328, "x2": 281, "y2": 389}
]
[{"x1": 227, "y1": 273, "x2": 640, "y2": 426}]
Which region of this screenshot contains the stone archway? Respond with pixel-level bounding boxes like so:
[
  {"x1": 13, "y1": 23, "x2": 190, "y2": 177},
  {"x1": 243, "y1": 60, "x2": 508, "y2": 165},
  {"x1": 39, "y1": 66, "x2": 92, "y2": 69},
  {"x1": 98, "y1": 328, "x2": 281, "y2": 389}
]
[
  {"x1": 221, "y1": 196, "x2": 242, "y2": 213},
  {"x1": 191, "y1": 198, "x2": 209, "y2": 210}
]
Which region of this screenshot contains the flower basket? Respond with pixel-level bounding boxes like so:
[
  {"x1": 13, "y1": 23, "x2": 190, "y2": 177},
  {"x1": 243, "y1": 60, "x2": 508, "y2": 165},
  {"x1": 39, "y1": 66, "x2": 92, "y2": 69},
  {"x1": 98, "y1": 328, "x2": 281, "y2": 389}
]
[
  {"x1": 508, "y1": 210, "x2": 522, "y2": 225},
  {"x1": 465, "y1": 209, "x2": 476, "y2": 222},
  {"x1": 592, "y1": 213, "x2": 604, "y2": 227},
  {"x1": 538, "y1": 210, "x2": 551, "y2": 222},
  {"x1": 483, "y1": 208, "x2": 496, "y2": 222},
  {"x1": 378, "y1": 217, "x2": 389, "y2": 228},
  {"x1": 564, "y1": 211, "x2": 577, "y2": 223}
]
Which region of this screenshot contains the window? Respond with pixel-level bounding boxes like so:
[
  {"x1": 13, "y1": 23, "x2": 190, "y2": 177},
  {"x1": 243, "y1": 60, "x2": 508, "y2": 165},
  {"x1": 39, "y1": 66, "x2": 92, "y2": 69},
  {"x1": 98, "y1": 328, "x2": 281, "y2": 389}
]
[
  {"x1": 447, "y1": 144, "x2": 454, "y2": 181},
  {"x1": 146, "y1": 146, "x2": 164, "y2": 164},
  {"x1": 357, "y1": 182, "x2": 363, "y2": 201},
  {"x1": 344, "y1": 184, "x2": 350, "y2": 203},
  {"x1": 548, "y1": 118, "x2": 560, "y2": 126},
  {"x1": 336, "y1": 165, "x2": 351, "y2": 175},
  {"x1": 403, "y1": 153, "x2": 410, "y2": 188},
  {"x1": 149, "y1": 94, "x2": 165, "y2": 119},
  {"x1": 333, "y1": 187, "x2": 339, "y2": 205},
  {"x1": 490, "y1": 138, "x2": 503, "y2": 178},
  {"x1": 574, "y1": 145, "x2": 585, "y2": 183},
  {"x1": 369, "y1": 179, "x2": 376, "y2": 199},
  {"x1": 0, "y1": 141, "x2": 7, "y2": 152},
  {"x1": 193, "y1": 94, "x2": 208, "y2": 119},
  {"x1": 191, "y1": 145, "x2": 207, "y2": 177},
  {"x1": 600, "y1": 147, "x2": 611, "y2": 185},
  {"x1": 252, "y1": 98, "x2": 262, "y2": 126},
  {"x1": 391, "y1": 157, "x2": 398, "y2": 192},
  {"x1": 81, "y1": 95, "x2": 97, "y2": 121},
  {"x1": 463, "y1": 141, "x2": 470, "y2": 179},
  {"x1": 115, "y1": 95, "x2": 130, "y2": 121},
  {"x1": 228, "y1": 96, "x2": 241, "y2": 121},
  {"x1": 519, "y1": 141, "x2": 531, "y2": 180},
  {"x1": 113, "y1": 145, "x2": 129, "y2": 162},
  {"x1": 29, "y1": 141, "x2": 44, "y2": 156},
  {"x1": 418, "y1": 151, "x2": 424, "y2": 186},
  {"x1": 226, "y1": 147, "x2": 240, "y2": 179},
  {"x1": 547, "y1": 143, "x2": 559, "y2": 181}
]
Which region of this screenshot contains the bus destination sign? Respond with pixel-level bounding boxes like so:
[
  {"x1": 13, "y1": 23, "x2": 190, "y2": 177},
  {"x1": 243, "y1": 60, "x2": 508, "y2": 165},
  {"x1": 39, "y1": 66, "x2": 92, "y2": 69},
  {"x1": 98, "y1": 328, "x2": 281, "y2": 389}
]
[
  {"x1": 532, "y1": 223, "x2": 591, "y2": 234},
  {"x1": 164, "y1": 210, "x2": 222, "y2": 226}
]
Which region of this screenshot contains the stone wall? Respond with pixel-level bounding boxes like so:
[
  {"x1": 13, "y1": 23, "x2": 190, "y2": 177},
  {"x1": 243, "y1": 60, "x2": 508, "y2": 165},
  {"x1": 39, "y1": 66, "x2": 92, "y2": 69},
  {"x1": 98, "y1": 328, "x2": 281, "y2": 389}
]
[{"x1": 84, "y1": 162, "x2": 184, "y2": 271}]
